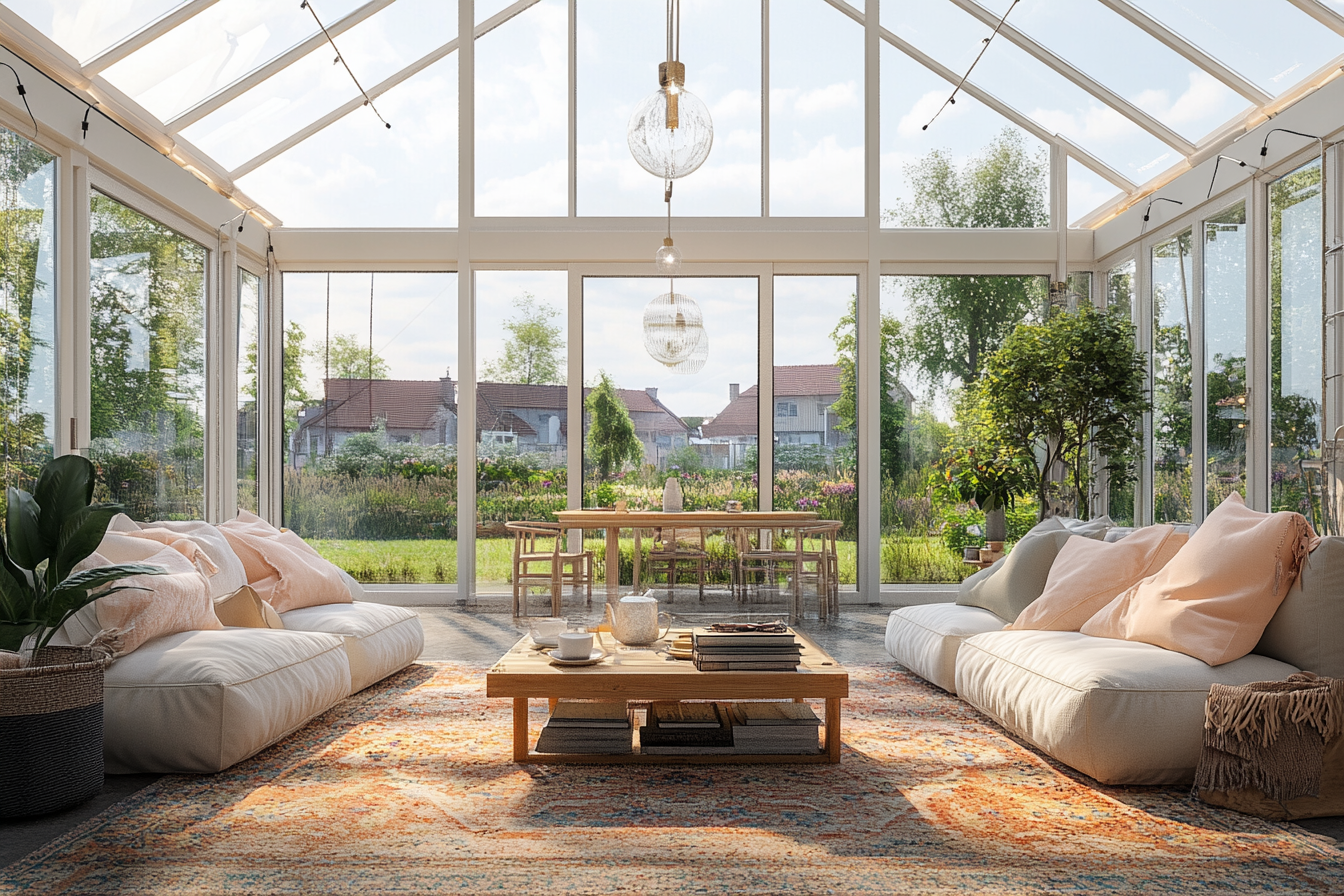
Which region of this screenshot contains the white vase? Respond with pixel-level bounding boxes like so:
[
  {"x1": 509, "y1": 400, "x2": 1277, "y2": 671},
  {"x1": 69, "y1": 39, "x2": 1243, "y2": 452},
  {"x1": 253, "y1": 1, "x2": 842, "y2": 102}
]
[{"x1": 662, "y1": 477, "x2": 683, "y2": 512}]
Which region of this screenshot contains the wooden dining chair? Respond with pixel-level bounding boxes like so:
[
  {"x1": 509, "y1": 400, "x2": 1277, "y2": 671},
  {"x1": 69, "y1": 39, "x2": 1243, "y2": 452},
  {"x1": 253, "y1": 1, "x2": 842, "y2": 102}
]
[
  {"x1": 506, "y1": 521, "x2": 594, "y2": 617},
  {"x1": 792, "y1": 521, "x2": 842, "y2": 619},
  {"x1": 733, "y1": 526, "x2": 795, "y2": 602},
  {"x1": 645, "y1": 526, "x2": 709, "y2": 602}
]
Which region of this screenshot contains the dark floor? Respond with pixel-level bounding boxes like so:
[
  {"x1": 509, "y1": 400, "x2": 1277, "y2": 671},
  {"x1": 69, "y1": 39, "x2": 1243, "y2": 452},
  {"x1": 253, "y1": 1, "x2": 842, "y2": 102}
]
[{"x1": 4, "y1": 603, "x2": 1341, "y2": 871}]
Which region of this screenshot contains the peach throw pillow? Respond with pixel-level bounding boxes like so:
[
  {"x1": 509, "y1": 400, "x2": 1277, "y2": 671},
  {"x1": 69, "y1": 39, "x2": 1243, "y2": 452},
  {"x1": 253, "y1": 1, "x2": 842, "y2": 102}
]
[
  {"x1": 219, "y1": 511, "x2": 351, "y2": 614},
  {"x1": 74, "y1": 545, "x2": 221, "y2": 655},
  {"x1": 1009, "y1": 525, "x2": 1187, "y2": 632},
  {"x1": 1080, "y1": 493, "x2": 1317, "y2": 666}
]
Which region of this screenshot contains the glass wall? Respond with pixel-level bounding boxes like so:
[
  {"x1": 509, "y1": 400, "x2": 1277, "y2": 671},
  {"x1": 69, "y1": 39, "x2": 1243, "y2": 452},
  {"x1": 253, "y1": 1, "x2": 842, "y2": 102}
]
[
  {"x1": 282, "y1": 272, "x2": 457, "y2": 583},
  {"x1": 1204, "y1": 203, "x2": 1248, "y2": 511},
  {"x1": 584, "y1": 276, "x2": 758, "y2": 590},
  {"x1": 236, "y1": 268, "x2": 261, "y2": 513},
  {"x1": 1106, "y1": 259, "x2": 1137, "y2": 525},
  {"x1": 772, "y1": 276, "x2": 858, "y2": 588},
  {"x1": 474, "y1": 271, "x2": 568, "y2": 592},
  {"x1": 1269, "y1": 159, "x2": 1323, "y2": 515},
  {"x1": 89, "y1": 193, "x2": 206, "y2": 520},
  {"x1": 1150, "y1": 229, "x2": 1194, "y2": 523},
  {"x1": 0, "y1": 129, "x2": 55, "y2": 493}
]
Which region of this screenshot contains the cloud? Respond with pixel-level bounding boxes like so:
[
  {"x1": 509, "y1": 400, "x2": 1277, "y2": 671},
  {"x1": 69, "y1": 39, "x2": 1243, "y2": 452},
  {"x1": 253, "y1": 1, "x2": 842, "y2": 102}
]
[
  {"x1": 477, "y1": 159, "x2": 567, "y2": 216},
  {"x1": 1031, "y1": 103, "x2": 1135, "y2": 146},
  {"x1": 769, "y1": 136, "x2": 863, "y2": 216},
  {"x1": 897, "y1": 90, "x2": 965, "y2": 139},
  {"x1": 793, "y1": 81, "x2": 859, "y2": 116},
  {"x1": 712, "y1": 89, "x2": 758, "y2": 121}
]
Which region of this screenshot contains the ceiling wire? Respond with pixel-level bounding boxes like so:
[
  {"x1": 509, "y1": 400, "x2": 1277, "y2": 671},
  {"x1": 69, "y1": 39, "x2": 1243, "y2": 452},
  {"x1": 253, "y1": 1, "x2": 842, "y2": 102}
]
[
  {"x1": 0, "y1": 63, "x2": 38, "y2": 139},
  {"x1": 299, "y1": 0, "x2": 391, "y2": 130},
  {"x1": 923, "y1": 0, "x2": 1020, "y2": 132}
]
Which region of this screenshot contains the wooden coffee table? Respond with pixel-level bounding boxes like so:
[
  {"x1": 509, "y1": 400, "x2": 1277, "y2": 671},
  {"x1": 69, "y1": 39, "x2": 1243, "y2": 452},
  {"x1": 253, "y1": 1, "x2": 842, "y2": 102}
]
[{"x1": 485, "y1": 629, "x2": 849, "y2": 764}]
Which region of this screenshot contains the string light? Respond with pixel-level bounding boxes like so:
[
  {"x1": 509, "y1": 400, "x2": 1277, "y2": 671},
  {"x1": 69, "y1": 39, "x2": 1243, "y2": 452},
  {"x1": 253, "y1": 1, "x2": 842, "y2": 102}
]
[
  {"x1": 0, "y1": 63, "x2": 38, "y2": 139},
  {"x1": 922, "y1": 0, "x2": 1020, "y2": 132},
  {"x1": 1139, "y1": 196, "x2": 1183, "y2": 237},
  {"x1": 300, "y1": 0, "x2": 391, "y2": 130}
]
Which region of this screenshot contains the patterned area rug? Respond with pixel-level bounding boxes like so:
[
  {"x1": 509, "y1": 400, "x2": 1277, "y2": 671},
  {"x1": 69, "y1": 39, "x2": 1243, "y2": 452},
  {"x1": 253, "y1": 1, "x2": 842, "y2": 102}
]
[{"x1": 4, "y1": 663, "x2": 1344, "y2": 895}]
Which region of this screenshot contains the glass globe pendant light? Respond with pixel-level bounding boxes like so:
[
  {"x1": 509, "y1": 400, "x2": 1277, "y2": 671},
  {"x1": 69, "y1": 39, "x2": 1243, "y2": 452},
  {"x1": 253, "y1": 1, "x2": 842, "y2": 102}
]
[
  {"x1": 643, "y1": 284, "x2": 705, "y2": 368},
  {"x1": 627, "y1": 0, "x2": 713, "y2": 181}
]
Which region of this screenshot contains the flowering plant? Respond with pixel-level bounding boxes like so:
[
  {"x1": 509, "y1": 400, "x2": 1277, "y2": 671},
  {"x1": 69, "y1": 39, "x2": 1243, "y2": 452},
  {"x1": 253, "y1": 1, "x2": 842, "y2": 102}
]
[{"x1": 933, "y1": 445, "x2": 1033, "y2": 513}]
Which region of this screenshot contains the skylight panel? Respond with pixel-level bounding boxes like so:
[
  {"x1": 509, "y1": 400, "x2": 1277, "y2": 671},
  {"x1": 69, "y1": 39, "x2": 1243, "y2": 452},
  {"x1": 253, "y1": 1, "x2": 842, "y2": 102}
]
[
  {"x1": 98, "y1": 0, "x2": 367, "y2": 125},
  {"x1": 1067, "y1": 157, "x2": 1124, "y2": 227},
  {"x1": 179, "y1": 0, "x2": 452, "y2": 174},
  {"x1": 5, "y1": 0, "x2": 182, "y2": 65}
]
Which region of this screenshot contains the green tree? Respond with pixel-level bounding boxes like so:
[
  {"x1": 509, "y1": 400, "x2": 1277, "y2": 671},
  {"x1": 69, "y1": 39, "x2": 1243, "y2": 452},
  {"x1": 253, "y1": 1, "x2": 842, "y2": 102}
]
[
  {"x1": 314, "y1": 332, "x2": 391, "y2": 380},
  {"x1": 280, "y1": 321, "x2": 314, "y2": 452},
  {"x1": 830, "y1": 299, "x2": 906, "y2": 480},
  {"x1": 482, "y1": 293, "x2": 564, "y2": 384},
  {"x1": 975, "y1": 304, "x2": 1148, "y2": 518},
  {"x1": 585, "y1": 371, "x2": 641, "y2": 480},
  {"x1": 888, "y1": 129, "x2": 1049, "y2": 386}
]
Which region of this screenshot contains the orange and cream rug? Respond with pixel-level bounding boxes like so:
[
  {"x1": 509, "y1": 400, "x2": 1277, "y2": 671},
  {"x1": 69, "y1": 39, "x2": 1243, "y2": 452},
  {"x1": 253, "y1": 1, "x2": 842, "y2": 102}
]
[{"x1": 4, "y1": 663, "x2": 1343, "y2": 894}]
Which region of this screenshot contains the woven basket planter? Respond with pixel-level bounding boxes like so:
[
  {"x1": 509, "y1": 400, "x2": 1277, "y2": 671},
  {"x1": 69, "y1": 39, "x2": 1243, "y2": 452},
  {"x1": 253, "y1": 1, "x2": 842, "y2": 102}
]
[{"x1": 0, "y1": 645, "x2": 112, "y2": 819}]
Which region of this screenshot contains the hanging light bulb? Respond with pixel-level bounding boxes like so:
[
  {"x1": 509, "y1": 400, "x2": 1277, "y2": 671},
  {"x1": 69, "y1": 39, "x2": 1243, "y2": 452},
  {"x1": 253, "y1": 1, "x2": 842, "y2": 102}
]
[
  {"x1": 655, "y1": 238, "x2": 682, "y2": 275},
  {"x1": 627, "y1": 1, "x2": 713, "y2": 180}
]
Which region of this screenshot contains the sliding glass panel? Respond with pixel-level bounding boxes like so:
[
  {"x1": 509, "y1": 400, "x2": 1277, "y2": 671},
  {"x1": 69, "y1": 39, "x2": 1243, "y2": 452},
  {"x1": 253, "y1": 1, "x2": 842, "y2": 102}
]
[
  {"x1": 772, "y1": 276, "x2": 858, "y2": 590},
  {"x1": 89, "y1": 194, "x2": 205, "y2": 520},
  {"x1": 1204, "y1": 203, "x2": 1248, "y2": 512},
  {"x1": 1270, "y1": 159, "x2": 1323, "y2": 516},
  {"x1": 583, "y1": 276, "x2": 758, "y2": 593},
  {"x1": 1106, "y1": 259, "x2": 1136, "y2": 525},
  {"x1": 1151, "y1": 229, "x2": 1194, "y2": 523},
  {"x1": 0, "y1": 129, "x2": 55, "y2": 493},
  {"x1": 474, "y1": 271, "x2": 568, "y2": 595},
  {"x1": 282, "y1": 272, "x2": 457, "y2": 584},
  {"x1": 236, "y1": 268, "x2": 261, "y2": 514},
  {"x1": 881, "y1": 274, "x2": 1047, "y2": 582}
]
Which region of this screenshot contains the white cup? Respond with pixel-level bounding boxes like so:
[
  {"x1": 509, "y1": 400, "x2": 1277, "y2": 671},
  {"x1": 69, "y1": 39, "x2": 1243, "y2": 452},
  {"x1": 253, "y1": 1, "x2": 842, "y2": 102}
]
[
  {"x1": 529, "y1": 617, "x2": 566, "y2": 645},
  {"x1": 556, "y1": 631, "x2": 594, "y2": 660}
]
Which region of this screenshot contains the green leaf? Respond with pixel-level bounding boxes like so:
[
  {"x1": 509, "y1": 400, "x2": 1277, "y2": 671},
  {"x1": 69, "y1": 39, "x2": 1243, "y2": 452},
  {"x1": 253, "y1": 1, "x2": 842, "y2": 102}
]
[
  {"x1": 56, "y1": 562, "x2": 166, "y2": 596},
  {"x1": 5, "y1": 487, "x2": 44, "y2": 571},
  {"x1": 32, "y1": 455, "x2": 97, "y2": 558},
  {"x1": 55, "y1": 504, "x2": 125, "y2": 583}
]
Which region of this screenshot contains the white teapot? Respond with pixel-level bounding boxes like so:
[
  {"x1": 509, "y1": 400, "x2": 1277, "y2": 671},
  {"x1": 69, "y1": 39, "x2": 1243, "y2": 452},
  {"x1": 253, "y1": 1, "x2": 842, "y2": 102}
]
[{"x1": 606, "y1": 595, "x2": 673, "y2": 646}]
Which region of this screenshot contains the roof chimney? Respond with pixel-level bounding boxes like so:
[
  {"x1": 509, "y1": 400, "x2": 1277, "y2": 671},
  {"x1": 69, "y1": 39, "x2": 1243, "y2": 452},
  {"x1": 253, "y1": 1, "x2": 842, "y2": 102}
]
[
  {"x1": 729, "y1": 383, "x2": 739, "y2": 402},
  {"x1": 646, "y1": 387, "x2": 658, "y2": 401},
  {"x1": 439, "y1": 368, "x2": 455, "y2": 406}
]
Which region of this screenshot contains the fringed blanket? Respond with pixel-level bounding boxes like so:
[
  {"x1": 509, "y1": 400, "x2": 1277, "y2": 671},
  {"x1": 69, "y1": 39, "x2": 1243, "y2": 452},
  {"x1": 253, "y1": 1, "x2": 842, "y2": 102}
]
[{"x1": 1195, "y1": 672, "x2": 1344, "y2": 802}]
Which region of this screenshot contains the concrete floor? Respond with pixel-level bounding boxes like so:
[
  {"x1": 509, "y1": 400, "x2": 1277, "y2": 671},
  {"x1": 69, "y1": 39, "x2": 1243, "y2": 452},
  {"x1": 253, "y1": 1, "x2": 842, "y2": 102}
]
[{"x1": 4, "y1": 602, "x2": 1341, "y2": 871}]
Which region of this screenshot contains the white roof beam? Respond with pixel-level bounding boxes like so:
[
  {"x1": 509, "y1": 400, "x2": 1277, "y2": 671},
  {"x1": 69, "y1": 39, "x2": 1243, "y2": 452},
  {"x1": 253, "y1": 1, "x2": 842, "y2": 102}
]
[
  {"x1": 230, "y1": 0, "x2": 541, "y2": 180},
  {"x1": 945, "y1": 0, "x2": 1195, "y2": 156},
  {"x1": 1091, "y1": 0, "x2": 1272, "y2": 105},
  {"x1": 822, "y1": 0, "x2": 1137, "y2": 194},
  {"x1": 1284, "y1": 0, "x2": 1344, "y2": 38},
  {"x1": 83, "y1": 0, "x2": 222, "y2": 75},
  {"x1": 167, "y1": 0, "x2": 399, "y2": 131}
]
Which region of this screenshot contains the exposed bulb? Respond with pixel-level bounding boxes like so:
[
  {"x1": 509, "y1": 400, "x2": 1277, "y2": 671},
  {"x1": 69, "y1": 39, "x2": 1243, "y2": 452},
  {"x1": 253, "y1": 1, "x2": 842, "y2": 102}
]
[{"x1": 655, "y1": 238, "x2": 682, "y2": 275}]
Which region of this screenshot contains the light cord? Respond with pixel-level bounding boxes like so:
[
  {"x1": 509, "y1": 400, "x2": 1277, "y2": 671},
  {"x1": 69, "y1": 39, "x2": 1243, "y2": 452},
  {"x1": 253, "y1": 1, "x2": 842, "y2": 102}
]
[
  {"x1": 300, "y1": 0, "x2": 391, "y2": 129},
  {"x1": 0, "y1": 63, "x2": 38, "y2": 139},
  {"x1": 923, "y1": 0, "x2": 1019, "y2": 132}
]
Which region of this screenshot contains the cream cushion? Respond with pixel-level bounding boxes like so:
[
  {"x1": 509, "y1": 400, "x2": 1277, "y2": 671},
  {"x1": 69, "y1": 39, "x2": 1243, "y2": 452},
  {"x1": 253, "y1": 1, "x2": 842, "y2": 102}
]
[
  {"x1": 214, "y1": 585, "x2": 284, "y2": 629},
  {"x1": 280, "y1": 602, "x2": 423, "y2": 694},
  {"x1": 1256, "y1": 536, "x2": 1344, "y2": 678},
  {"x1": 1009, "y1": 525, "x2": 1187, "y2": 632},
  {"x1": 884, "y1": 603, "x2": 1007, "y2": 694},
  {"x1": 102, "y1": 627, "x2": 350, "y2": 774},
  {"x1": 1081, "y1": 493, "x2": 1315, "y2": 666},
  {"x1": 140, "y1": 520, "x2": 249, "y2": 599},
  {"x1": 1058, "y1": 515, "x2": 1114, "y2": 539},
  {"x1": 956, "y1": 529, "x2": 1076, "y2": 622},
  {"x1": 220, "y1": 511, "x2": 350, "y2": 613},
  {"x1": 955, "y1": 629, "x2": 1301, "y2": 785}
]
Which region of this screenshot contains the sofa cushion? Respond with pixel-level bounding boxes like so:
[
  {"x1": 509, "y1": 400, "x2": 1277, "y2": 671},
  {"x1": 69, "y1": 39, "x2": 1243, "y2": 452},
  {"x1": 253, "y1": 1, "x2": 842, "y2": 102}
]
[
  {"x1": 1081, "y1": 493, "x2": 1315, "y2": 666},
  {"x1": 884, "y1": 603, "x2": 1008, "y2": 694},
  {"x1": 1058, "y1": 515, "x2": 1114, "y2": 539},
  {"x1": 220, "y1": 511, "x2": 350, "y2": 613},
  {"x1": 143, "y1": 520, "x2": 249, "y2": 599},
  {"x1": 1256, "y1": 536, "x2": 1344, "y2": 678},
  {"x1": 954, "y1": 629, "x2": 1301, "y2": 785},
  {"x1": 280, "y1": 602, "x2": 423, "y2": 694},
  {"x1": 102, "y1": 627, "x2": 350, "y2": 774},
  {"x1": 1009, "y1": 525, "x2": 1187, "y2": 632},
  {"x1": 214, "y1": 585, "x2": 284, "y2": 630},
  {"x1": 956, "y1": 529, "x2": 1075, "y2": 622}
]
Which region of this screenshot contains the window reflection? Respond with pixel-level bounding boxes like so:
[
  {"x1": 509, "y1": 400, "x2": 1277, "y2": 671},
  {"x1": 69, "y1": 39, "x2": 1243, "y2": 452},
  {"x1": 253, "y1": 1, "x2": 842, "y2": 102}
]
[
  {"x1": 1151, "y1": 229, "x2": 1194, "y2": 523},
  {"x1": 1204, "y1": 204, "x2": 1248, "y2": 511}
]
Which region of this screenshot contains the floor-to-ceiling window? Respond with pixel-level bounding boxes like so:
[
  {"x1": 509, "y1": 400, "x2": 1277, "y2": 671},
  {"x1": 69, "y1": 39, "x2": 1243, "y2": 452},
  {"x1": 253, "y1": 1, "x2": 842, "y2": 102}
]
[
  {"x1": 0, "y1": 128, "x2": 55, "y2": 494},
  {"x1": 1204, "y1": 203, "x2": 1248, "y2": 511},
  {"x1": 1106, "y1": 259, "x2": 1137, "y2": 525},
  {"x1": 281, "y1": 272, "x2": 457, "y2": 584},
  {"x1": 89, "y1": 193, "x2": 206, "y2": 520},
  {"x1": 236, "y1": 267, "x2": 261, "y2": 514},
  {"x1": 1151, "y1": 229, "x2": 1194, "y2": 523}
]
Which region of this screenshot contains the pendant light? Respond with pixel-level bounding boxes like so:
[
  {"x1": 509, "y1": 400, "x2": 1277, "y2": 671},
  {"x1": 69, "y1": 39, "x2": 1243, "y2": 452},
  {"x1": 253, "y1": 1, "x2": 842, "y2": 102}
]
[
  {"x1": 643, "y1": 287, "x2": 705, "y2": 368},
  {"x1": 627, "y1": 0, "x2": 713, "y2": 182}
]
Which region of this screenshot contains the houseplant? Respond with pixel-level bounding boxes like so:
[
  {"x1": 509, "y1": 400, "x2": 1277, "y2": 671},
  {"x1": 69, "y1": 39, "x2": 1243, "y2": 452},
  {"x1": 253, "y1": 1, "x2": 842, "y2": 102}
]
[
  {"x1": 0, "y1": 454, "x2": 164, "y2": 818},
  {"x1": 934, "y1": 445, "x2": 1033, "y2": 543}
]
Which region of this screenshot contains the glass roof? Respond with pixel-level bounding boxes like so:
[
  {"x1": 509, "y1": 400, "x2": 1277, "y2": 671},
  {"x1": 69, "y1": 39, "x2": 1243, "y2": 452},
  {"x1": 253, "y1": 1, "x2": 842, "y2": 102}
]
[{"x1": 7, "y1": 0, "x2": 1342, "y2": 227}]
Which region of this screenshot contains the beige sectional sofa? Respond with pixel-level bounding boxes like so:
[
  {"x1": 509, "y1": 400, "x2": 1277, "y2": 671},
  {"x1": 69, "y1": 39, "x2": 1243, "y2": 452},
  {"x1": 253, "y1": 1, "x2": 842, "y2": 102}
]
[{"x1": 886, "y1": 528, "x2": 1343, "y2": 786}]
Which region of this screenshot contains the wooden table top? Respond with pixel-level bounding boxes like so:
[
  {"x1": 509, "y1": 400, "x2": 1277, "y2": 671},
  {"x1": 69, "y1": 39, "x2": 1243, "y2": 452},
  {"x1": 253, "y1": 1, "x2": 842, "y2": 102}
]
[
  {"x1": 485, "y1": 628, "x2": 849, "y2": 701},
  {"x1": 556, "y1": 509, "x2": 820, "y2": 528}
]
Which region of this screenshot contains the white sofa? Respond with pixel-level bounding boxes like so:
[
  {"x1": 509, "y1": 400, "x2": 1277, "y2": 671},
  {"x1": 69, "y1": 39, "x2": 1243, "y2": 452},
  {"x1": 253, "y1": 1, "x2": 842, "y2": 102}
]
[{"x1": 885, "y1": 531, "x2": 1344, "y2": 786}]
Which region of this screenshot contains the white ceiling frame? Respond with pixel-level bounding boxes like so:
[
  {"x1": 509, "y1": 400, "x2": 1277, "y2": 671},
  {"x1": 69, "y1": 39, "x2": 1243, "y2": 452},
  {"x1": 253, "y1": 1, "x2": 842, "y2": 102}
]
[
  {"x1": 1091, "y1": 0, "x2": 1272, "y2": 106},
  {"x1": 229, "y1": 0, "x2": 542, "y2": 180},
  {"x1": 82, "y1": 0, "x2": 222, "y2": 75},
  {"x1": 1285, "y1": 0, "x2": 1344, "y2": 38},
  {"x1": 167, "y1": 0, "x2": 400, "y2": 131},
  {"x1": 821, "y1": 0, "x2": 1137, "y2": 193},
  {"x1": 946, "y1": 0, "x2": 1196, "y2": 156}
]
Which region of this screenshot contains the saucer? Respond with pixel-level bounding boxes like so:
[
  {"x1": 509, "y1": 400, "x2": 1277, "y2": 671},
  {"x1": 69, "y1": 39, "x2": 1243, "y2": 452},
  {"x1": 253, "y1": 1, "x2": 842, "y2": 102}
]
[
  {"x1": 548, "y1": 649, "x2": 606, "y2": 666},
  {"x1": 531, "y1": 637, "x2": 559, "y2": 649}
]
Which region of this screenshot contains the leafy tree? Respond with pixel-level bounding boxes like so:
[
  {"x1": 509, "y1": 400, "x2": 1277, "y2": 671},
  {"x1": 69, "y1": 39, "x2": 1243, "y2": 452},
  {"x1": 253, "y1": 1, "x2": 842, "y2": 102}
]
[
  {"x1": 830, "y1": 298, "x2": 906, "y2": 480},
  {"x1": 482, "y1": 293, "x2": 564, "y2": 385},
  {"x1": 975, "y1": 304, "x2": 1148, "y2": 518},
  {"x1": 585, "y1": 371, "x2": 641, "y2": 480},
  {"x1": 314, "y1": 332, "x2": 390, "y2": 380},
  {"x1": 279, "y1": 321, "x2": 314, "y2": 452},
  {"x1": 888, "y1": 129, "x2": 1049, "y2": 386}
]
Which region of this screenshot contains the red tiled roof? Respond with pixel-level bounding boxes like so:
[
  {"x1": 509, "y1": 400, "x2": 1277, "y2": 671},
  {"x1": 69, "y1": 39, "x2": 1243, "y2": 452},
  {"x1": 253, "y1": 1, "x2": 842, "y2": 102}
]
[
  {"x1": 310, "y1": 379, "x2": 447, "y2": 430},
  {"x1": 701, "y1": 386, "x2": 758, "y2": 437},
  {"x1": 774, "y1": 364, "x2": 842, "y2": 397}
]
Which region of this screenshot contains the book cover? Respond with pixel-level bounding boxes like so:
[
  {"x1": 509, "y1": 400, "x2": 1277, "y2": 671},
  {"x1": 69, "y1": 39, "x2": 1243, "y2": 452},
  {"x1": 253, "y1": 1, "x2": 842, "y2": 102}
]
[
  {"x1": 536, "y1": 728, "x2": 633, "y2": 754},
  {"x1": 648, "y1": 701, "x2": 722, "y2": 728},
  {"x1": 641, "y1": 745, "x2": 740, "y2": 755},
  {"x1": 693, "y1": 650, "x2": 802, "y2": 662},
  {"x1": 694, "y1": 661, "x2": 799, "y2": 672},
  {"x1": 548, "y1": 700, "x2": 631, "y2": 728},
  {"x1": 731, "y1": 702, "x2": 821, "y2": 726},
  {"x1": 693, "y1": 633, "x2": 798, "y2": 648},
  {"x1": 640, "y1": 704, "x2": 734, "y2": 747}
]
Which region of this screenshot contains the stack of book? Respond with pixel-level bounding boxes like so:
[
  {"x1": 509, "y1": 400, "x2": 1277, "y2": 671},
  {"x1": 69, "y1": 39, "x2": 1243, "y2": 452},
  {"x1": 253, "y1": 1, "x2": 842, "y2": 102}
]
[
  {"x1": 692, "y1": 629, "x2": 802, "y2": 671},
  {"x1": 535, "y1": 700, "x2": 633, "y2": 754},
  {"x1": 639, "y1": 701, "x2": 735, "y2": 755},
  {"x1": 730, "y1": 702, "x2": 822, "y2": 754}
]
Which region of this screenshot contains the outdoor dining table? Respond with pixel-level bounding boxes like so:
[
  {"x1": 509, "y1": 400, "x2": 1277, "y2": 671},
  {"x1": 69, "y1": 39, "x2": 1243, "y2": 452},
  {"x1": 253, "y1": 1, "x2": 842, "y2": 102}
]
[{"x1": 554, "y1": 509, "x2": 820, "y2": 599}]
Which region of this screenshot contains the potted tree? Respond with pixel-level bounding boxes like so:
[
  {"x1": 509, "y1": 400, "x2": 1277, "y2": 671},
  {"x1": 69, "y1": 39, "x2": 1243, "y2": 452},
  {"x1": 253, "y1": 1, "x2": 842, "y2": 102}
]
[
  {"x1": 0, "y1": 455, "x2": 164, "y2": 818},
  {"x1": 935, "y1": 444, "x2": 1033, "y2": 552}
]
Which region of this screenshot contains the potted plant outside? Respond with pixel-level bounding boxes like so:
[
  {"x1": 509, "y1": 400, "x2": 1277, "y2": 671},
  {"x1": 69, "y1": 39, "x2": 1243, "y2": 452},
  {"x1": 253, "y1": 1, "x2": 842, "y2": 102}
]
[
  {"x1": 0, "y1": 455, "x2": 165, "y2": 818},
  {"x1": 935, "y1": 446, "x2": 1033, "y2": 547}
]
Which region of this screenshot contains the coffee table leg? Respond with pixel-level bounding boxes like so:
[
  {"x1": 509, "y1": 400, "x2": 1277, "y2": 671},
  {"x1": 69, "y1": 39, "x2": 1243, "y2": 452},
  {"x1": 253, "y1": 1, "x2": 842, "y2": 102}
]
[
  {"x1": 825, "y1": 697, "x2": 841, "y2": 763},
  {"x1": 513, "y1": 698, "x2": 529, "y2": 761},
  {"x1": 606, "y1": 525, "x2": 620, "y2": 598}
]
